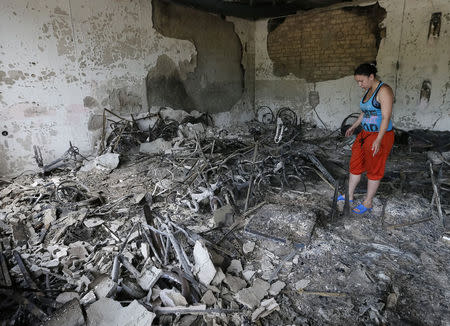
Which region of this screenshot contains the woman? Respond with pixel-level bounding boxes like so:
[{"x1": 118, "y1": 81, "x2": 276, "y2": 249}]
[{"x1": 343, "y1": 63, "x2": 394, "y2": 214}]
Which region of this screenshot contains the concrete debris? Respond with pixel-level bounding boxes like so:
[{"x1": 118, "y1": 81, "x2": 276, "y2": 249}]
[
  {"x1": 160, "y1": 288, "x2": 188, "y2": 307},
  {"x1": 251, "y1": 298, "x2": 280, "y2": 321},
  {"x1": 86, "y1": 298, "x2": 156, "y2": 326},
  {"x1": 179, "y1": 122, "x2": 205, "y2": 139},
  {"x1": 43, "y1": 208, "x2": 57, "y2": 227},
  {"x1": 80, "y1": 153, "x2": 120, "y2": 172},
  {"x1": 295, "y1": 279, "x2": 311, "y2": 291},
  {"x1": 260, "y1": 257, "x2": 275, "y2": 281},
  {"x1": 213, "y1": 204, "x2": 235, "y2": 227},
  {"x1": 224, "y1": 274, "x2": 247, "y2": 293},
  {"x1": 138, "y1": 266, "x2": 162, "y2": 291},
  {"x1": 0, "y1": 115, "x2": 448, "y2": 325},
  {"x1": 193, "y1": 240, "x2": 217, "y2": 286},
  {"x1": 201, "y1": 289, "x2": 217, "y2": 306},
  {"x1": 157, "y1": 107, "x2": 191, "y2": 123},
  {"x1": 44, "y1": 299, "x2": 85, "y2": 326},
  {"x1": 269, "y1": 280, "x2": 286, "y2": 296},
  {"x1": 243, "y1": 241, "x2": 255, "y2": 254},
  {"x1": 211, "y1": 267, "x2": 226, "y2": 286},
  {"x1": 83, "y1": 217, "x2": 105, "y2": 228},
  {"x1": 242, "y1": 269, "x2": 256, "y2": 282},
  {"x1": 227, "y1": 259, "x2": 243, "y2": 275},
  {"x1": 234, "y1": 278, "x2": 270, "y2": 309},
  {"x1": 93, "y1": 275, "x2": 117, "y2": 298},
  {"x1": 140, "y1": 138, "x2": 172, "y2": 154},
  {"x1": 80, "y1": 290, "x2": 96, "y2": 305}
]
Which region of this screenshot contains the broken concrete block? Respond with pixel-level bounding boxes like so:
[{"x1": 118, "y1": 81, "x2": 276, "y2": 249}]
[
  {"x1": 87, "y1": 298, "x2": 156, "y2": 326},
  {"x1": 83, "y1": 218, "x2": 105, "y2": 228},
  {"x1": 43, "y1": 208, "x2": 57, "y2": 227},
  {"x1": 260, "y1": 258, "x2": 275, "y2": 281},
  {"x1": 80, "y1": 290, "x2": 96, "y2": 305},
  {"x1": 269, "y1": 280, "x2": 286, "y2": 296},
  {"x1": 207, "y1": 285, "x2": 220, "y2": 293},
  {"x1": 193, "y1": 241, "x2": 216, "y2": 286},
  {"x1": 224, "y1": 274, "x2": 247, "y2": 293},
  {"x1": 235, "y1": 287, "x2": 260, "y2": 309},
  {"x1": 201, "y1": 290, "x2": 216, "y2": 306},
  {"x1": 93, "y1": 276, "x2": 117, "y2": 298},
  {"x1": 252, "y1": 279, "x2": 270, "y2": 299},
  {"x1": 69, "y1": 244, "x2": 89, "y2": 260},
  {"x1": 242, "y1": 270, "x2": 256, "y2": 282},
  {"x1": 213, "y1": 205, "x2": 234, "y2": 227},
  {"x1": 44, "y1": 298, "x2": 85, "y2": 326},
  {"x1": 80, "y1": 153, "x2": 120, "y2": 172},
  {"x1": 251, "y1": 306, "x2": 265, "y2": 322},
  {"x1": 234, "y1": 278, "x2": 270, "y2": 309},
  {"x1": 242, "y1": 241, "x2": 255, "y2": 254},
  {"x1": 295, "y1": 279, "x2": 310, "y2": 291},
  {"x1": 56, "y1": 292, "x2": 80, "y2": 304},
  {"x1": 140, "y1": 138, "x2": 172, "y2": 154},
  {"x1": 160, "y1": 288, "x2": 188, "y2": 307},
  {"x1": 251, "y1": 298, "x2": 280, "y2": 321},
  {"x1": 211, "y1": 267, "x2": 225, "y2": 286},
  {"x1": 227, "y1": 259, "x2": 243, "y2": 275}
]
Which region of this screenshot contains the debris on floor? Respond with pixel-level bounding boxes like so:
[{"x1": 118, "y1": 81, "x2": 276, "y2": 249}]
[{"x1": 0, "y1": 107, "x2": 449, "y2": 325}]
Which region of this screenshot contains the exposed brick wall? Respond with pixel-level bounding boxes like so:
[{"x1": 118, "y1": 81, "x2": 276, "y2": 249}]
[{"x1": 267, "y1": 4, "x2": 386, "y2": 82}]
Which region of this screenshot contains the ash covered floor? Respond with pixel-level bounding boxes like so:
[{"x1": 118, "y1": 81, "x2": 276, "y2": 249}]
[{"x1": 0, "y1": 108, "x2": 449, "y2": 325}]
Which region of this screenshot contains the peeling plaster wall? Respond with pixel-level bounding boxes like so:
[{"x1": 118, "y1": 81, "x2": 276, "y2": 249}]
[
  {"x1": 255, "y1": 0, "x2": 450, "y2": 131},
  {"x1": 0, "y1": 0, "x2": 253, "y2": 176}
]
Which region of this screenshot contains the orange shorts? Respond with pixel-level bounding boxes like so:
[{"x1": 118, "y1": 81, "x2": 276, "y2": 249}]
[{"x1": 349, "y1": 130, "x2": 394, "y2": 180}]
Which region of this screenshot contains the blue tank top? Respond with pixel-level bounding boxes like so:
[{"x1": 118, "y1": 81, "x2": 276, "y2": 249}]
[{"x1": 360, "y1": 81, "x2": 393, "y2": 132}]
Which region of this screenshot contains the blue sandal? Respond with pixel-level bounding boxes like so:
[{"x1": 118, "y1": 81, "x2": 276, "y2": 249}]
[
  {"x1": 337, "y1": 195, "x2": 353, "y2": 203},
  {"x1": 352, "y1": 203, "x2": 372, "y2": 214}
]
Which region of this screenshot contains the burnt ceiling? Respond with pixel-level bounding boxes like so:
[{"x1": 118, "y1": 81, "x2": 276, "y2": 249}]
[{"x1": 164, "y1": 0, "x2": 352, "y2": 19}]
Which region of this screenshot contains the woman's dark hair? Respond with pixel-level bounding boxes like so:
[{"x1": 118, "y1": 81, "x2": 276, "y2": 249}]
[{"x1": 354, "y1": 63, "x2": 377, "y2": 77}]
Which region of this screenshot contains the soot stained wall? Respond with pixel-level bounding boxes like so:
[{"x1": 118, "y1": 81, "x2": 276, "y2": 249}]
[
  {"x1": 267, "y1": 4, "x2": 386, "y2": 82},
  {"x1": 151, "y1": 0, "x2": 244, "y2": 113}
]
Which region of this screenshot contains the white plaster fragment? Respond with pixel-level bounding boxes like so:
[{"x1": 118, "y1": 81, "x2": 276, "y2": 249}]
[
  {"x1": 83, "y1": 218, "x2": 105, "y2": 228},
  {"x1": 139, "y1": 139, "x2": 172, "y2": 154},
  {"x1": 242, "y1": 241, "x2": 255, "y2": 254},
  {"x1": 227, "y1": 259, "x2": 243, "y2": 275},
  {"x1": 295, "y1": 279, "x2": 310, "y2": 291},
  {"x1": 211, "y1": 267, "x2": 225, "y2": 286},
  {"x1": 193, "y1": 241, "x2": 216, "y2": 286},
  {"x1": 201, "y1": 290, "x2": 216, "y2": 306},
  {"x1": 159, "y1": 288, "x2": 188, "y2": 307},
  {"x1": 86, "y1": 298, "x2": 156, "y2": 326},
  {"x1": 269, "y1": 280, "x2": 286, "y2": 296}
]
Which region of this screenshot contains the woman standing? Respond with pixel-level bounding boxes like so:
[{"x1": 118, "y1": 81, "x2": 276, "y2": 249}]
[{"x1": 343, "y1": 63, "x2": 394, "y2": 214}]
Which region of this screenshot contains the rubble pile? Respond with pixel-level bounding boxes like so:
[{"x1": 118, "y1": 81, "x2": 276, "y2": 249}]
[{"x1": 0, "y1": 107, "x2": 449, "y2": 325}]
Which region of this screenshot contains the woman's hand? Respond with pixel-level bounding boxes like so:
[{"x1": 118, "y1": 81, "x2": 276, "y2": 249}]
[
  {"x1": 345, "y1": 126, "x2": 355, "y2": 137},
  {"x1": 372, "y1": 138, "x2": 381, "y2": 156}
]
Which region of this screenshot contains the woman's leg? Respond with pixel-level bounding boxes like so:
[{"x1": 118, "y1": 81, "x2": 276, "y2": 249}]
[
  {"x1": 348, "y1": 173, "x2": 361, "y2": 201},
  {"x1": 363, "y1": 179, "x2": 380, "y2": 208}
]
